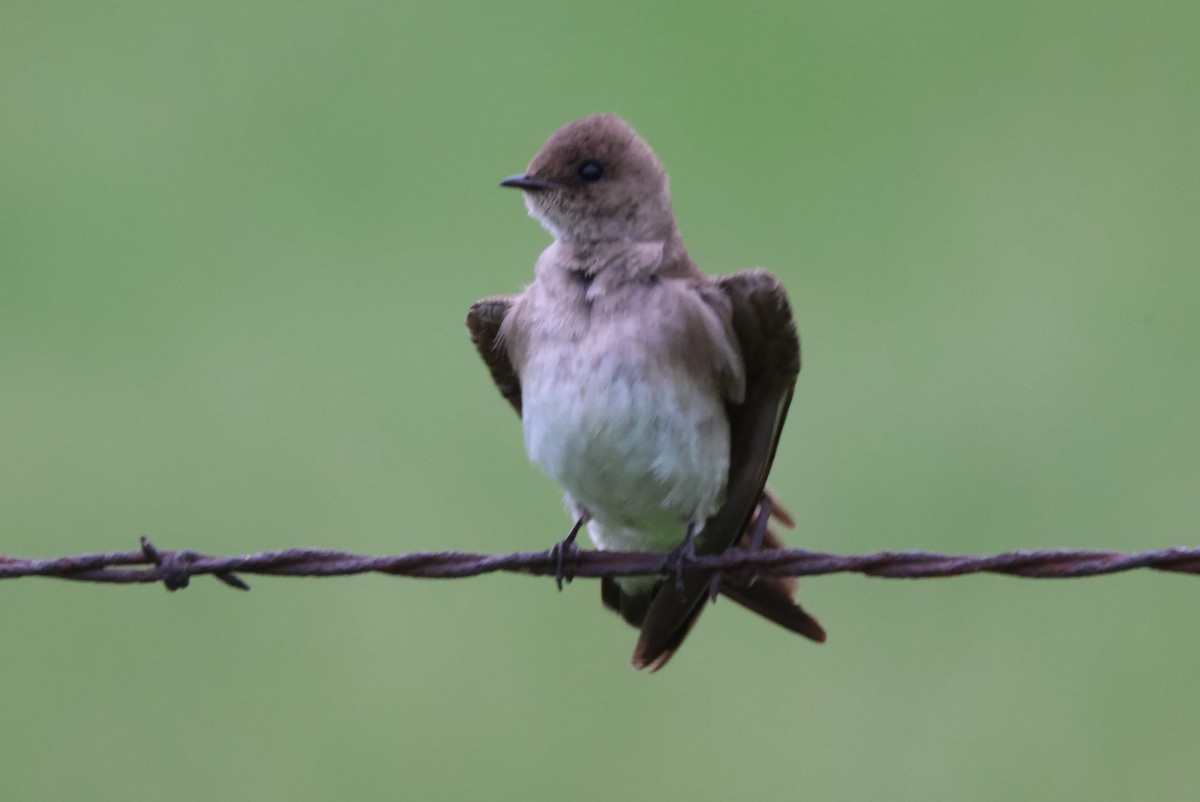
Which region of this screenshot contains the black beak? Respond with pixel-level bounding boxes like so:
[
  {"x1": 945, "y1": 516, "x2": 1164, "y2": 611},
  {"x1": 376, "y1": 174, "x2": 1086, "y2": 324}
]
[{"x1": 500, "y1": 173, "x2": 559, "y2": 191}]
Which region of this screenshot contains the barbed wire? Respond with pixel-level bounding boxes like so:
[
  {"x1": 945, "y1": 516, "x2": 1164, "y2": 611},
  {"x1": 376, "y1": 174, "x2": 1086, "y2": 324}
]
[{"x1": 1, "y1": 537, "x2": 1199, "y2": 591}]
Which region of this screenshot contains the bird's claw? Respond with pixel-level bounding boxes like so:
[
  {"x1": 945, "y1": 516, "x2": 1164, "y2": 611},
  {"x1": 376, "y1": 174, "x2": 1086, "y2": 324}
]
[
  {"x1": 738, "y1": 495, "x2": 774, "y2": 588},
  {"x1": 551, "y1": 539, "x2": 581, "y2": 591},
  {"x1": 551, "y1": 517, "x2": 585, "y2": 591},
  {"x1": 664, "y1": 539, "x2": 697, "y2": 593}
]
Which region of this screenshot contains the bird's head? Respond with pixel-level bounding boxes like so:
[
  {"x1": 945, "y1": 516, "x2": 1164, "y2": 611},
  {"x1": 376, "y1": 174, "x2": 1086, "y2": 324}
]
[{"x1": 501, "y1": 114, "x2": 675, "y2": 244}]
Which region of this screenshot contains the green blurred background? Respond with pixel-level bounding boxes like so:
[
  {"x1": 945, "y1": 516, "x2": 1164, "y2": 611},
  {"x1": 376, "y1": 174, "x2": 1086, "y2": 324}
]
[{"x1": 3, "y1": 1, "x2": 1198, "y2": 799}]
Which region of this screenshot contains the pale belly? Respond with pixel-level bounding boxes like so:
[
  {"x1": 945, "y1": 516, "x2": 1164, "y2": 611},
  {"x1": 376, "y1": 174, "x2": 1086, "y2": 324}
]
[{"x1": 520, "y1": 343, "x2": 730, "y2": 555}]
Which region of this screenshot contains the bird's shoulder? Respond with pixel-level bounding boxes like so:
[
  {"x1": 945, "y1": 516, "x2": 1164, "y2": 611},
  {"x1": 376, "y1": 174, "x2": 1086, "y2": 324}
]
[{"x1": 713, "y1": 268, "x2": 801, "y2": 387}]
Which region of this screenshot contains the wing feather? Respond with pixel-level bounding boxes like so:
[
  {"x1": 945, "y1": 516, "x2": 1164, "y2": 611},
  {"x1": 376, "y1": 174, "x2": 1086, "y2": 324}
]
[
  {"x1": 466, "y1": 296, "x2": 522, "y2": 416},
  {"x1": 632, "y1": 269, "x2": 811, "y2": 670}
]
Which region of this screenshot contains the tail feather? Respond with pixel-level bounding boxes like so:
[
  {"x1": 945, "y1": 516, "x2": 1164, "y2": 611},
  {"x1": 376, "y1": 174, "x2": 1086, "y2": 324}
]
[
  {"x1": 601, "y1": 494, "x2": 825, "y2": 671},
  {"x1": 718, "y1": 578, "x2": 826, "y2": 643},
  {"x1": 600, "y1": 577, "x2": 652, "y2": 627},
  {"x1": 762, "y1": 487, "x2": 795, "y2": 529}
]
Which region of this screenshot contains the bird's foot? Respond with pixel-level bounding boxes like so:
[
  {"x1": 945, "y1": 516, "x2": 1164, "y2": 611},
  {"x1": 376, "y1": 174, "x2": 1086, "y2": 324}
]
[
  {"x1": 664, "y1": 525, "x2": 700, "y2": 592},
  {"x1": 701, "y1": 497, "x2": 776, "y2": 604},
  {"x1": 737, "y1": 494, "x2": 774, "y2": 588},
  {"x1": 550, "y1": 517, "x2": 585, "y2": 591}
]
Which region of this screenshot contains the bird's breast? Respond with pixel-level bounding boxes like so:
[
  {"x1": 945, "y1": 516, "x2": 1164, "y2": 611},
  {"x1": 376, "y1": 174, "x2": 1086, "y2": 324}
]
[{"x1": 519, "y1": 325, "x2": 731, "y2": 535}]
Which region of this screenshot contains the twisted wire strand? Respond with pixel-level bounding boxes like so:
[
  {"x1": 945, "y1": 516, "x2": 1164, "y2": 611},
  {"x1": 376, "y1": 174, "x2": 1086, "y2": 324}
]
[{"x1": 2, "y1": 538, "x2": 1198, "y2": 591}]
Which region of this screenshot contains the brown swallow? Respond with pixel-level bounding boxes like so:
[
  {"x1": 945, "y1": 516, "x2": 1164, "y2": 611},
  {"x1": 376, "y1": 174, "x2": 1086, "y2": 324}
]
[{"x1": 468, "y1": 114, "x2": 824, "y2": 671}]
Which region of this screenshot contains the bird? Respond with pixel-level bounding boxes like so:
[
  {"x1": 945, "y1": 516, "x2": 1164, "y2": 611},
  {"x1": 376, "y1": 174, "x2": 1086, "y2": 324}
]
[{"x1": 467, "y1": 113, "x2": 824, "y2": 671}]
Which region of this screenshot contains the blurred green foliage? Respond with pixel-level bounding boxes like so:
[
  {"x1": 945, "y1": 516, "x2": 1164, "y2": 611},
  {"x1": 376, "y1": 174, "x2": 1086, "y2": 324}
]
[{"x1": 2, "y1": 1, "x2": 1198, "y2": 800}]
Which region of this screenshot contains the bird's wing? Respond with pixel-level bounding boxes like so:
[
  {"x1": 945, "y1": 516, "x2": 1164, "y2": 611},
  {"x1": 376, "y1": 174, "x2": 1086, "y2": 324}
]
[
  {"x1": 632, "y1": 269, "x2": 807, "y2": 671},
  {"x1": 466, "y1": 296, "x2": 522, "y2": 416}
]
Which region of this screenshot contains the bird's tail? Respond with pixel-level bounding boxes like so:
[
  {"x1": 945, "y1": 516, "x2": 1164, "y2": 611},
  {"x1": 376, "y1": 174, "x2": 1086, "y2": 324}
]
[{"x1": 601, "y1": 491, "x2": 825, "y2": 671}]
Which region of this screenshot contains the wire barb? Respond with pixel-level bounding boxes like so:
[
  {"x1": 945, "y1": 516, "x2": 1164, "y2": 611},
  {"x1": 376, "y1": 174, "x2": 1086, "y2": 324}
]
[{"x1": 1, "y1": 539, "x2": 1199, "y2": 588}]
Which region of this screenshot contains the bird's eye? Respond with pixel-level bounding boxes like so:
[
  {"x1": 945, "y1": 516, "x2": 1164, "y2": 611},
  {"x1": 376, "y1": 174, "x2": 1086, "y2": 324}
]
[{"x1": 578, "y1": 161, "x2": 605, "y2": 182}]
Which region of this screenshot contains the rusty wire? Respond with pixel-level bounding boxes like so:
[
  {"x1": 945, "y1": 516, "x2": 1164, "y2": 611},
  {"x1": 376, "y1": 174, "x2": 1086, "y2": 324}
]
[{"x1": 1, "y1": 537, "x2": 1199, "y2": 591}]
